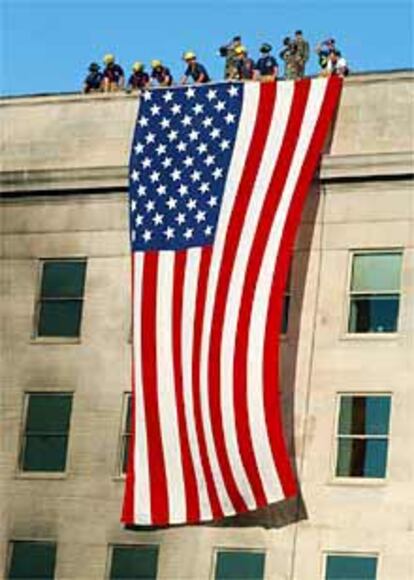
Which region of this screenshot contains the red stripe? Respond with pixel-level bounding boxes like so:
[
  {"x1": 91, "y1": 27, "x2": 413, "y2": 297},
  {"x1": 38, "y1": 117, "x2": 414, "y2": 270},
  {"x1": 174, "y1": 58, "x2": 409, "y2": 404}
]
[
  {"x1": 172, "y1": 251, "x2": 200, "y2": 522},
  {"x1": 192, "y1": 247, "x2": 223, "y2": 519},
  {"x1": 233, "y1": 80, "x2": 311, "y2": 506},
  {"x1": 263, "y1": 77, "x2": 343, "y2": 497},
  {"x1": 207, "y1": 82, "x2": 276, "y2": 511},
  {"x1": 121, "y1": 254, "x2": 136, "y2": 523},
  {"x1": 141, "y1": 252, "x2": 169, "y2": 524}
]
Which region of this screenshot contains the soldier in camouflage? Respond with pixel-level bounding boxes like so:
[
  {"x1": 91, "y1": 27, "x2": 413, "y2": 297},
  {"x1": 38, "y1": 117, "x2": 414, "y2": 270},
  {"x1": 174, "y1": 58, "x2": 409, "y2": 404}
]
[
  {"x1": 294, "y1": 30, "x2": 310, "y2": 78},
  {"x1": 279, "y1": 37, "x2": 299, "y2": 80}
]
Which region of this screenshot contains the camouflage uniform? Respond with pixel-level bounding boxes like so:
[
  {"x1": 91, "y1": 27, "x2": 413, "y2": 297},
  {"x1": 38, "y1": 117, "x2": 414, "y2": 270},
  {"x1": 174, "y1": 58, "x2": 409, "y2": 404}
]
[
  {"x1": 224, "y1": 47, "x2": 239, "y2": 80},
  {"x1": 280, "y1": 46, "x2": 299, "y2": 80},
  {"x1": 295, "y1": 36, "x2": 310, "y2": 78}
]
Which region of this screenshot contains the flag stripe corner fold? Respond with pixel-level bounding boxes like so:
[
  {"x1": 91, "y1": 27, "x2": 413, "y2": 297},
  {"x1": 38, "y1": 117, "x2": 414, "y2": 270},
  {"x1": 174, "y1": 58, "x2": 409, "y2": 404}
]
[{"x1": 122, "y1": 76, "x2": 343, "y2": 526}]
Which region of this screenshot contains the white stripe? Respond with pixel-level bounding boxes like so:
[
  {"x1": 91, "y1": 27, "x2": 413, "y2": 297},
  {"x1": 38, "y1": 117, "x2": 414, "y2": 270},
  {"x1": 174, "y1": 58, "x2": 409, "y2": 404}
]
[
  {"x1": 248, "y1": 79, "x2": 328, "y2": 501},
  {"x1": 199, "y1": 82, "x2": 261, "y2": 514},
  {"x1": 156, "y1": 252, "x2": 186, "y2": 523},
  {"x1": 132, "y1": 253, "x2": 151, "y2": 523},
  {"x1": 222, "y1": 81, "x2": 294, "y2": 504},
  {"x1": 181, "y1": 249, "x2": 212, "y2": 521}
]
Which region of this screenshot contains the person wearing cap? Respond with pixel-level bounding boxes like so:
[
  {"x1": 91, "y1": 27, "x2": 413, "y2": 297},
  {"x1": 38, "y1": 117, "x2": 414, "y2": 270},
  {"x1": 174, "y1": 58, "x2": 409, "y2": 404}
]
[
  {"x1": 83, "y1": 62, "x2": 103, "y2": 94},
  {"x1": 126, "y1": 62, "x2": 150, "y2": 92},
  {"x1": 255, "y1": 43, "x2": 278, "y2": 81},
  {"x1": 279, "y1": 37, "x2": 299, "y2": 80},
  {"x1": 315, "y1": 38, "x2": 336, "y2": 76},
  {"x1": 234, "y1": 45, "x2": 255, "y2": 81},
  {"x1": 294, "y1": 30, "x2": 309, "y2": 78},
  {"x1": 102, "y1": 54, "x2": 125, "y2": 92},
  {"x1": 180, "y1": 52, "x2": 211, "y2": 84},
  {"x1": 150, "y1": 60, "x2": 173, "y2": 87},
  {"x1": 219, "y1": 35, "x2": 242, "y2": 80}
]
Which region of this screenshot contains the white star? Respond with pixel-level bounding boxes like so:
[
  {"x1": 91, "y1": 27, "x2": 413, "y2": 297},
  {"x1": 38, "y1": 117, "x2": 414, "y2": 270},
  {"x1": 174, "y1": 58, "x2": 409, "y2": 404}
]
[
  {"x1": 131, "y1": 199, "x2": 137, "y2": 211},
  {"x1": 204, "y1": 224, "x2": 213, "y2": 236},
  {"x1": 157, "y1": 184, "x2": 167, "y2": 196},
  {"x1": 138, "y1": 116, "x2": 149, "y2": 127},
  {"x1": 197, "y1": 142, "x2": 208, "y2": 155},
  {"x1": 166, "y1": 197, "x2": 178, "y2": 210},
  {"x1": 206, "y1": 88, "x2": 217, "y2": 101},
  {"x1": 135, "y1": 214, "x2": 143, "y2": 226},
  {"x1": 168, "y1": 130, "x2": 178, "y2": 142},
  {"x1": 137, "y1": 184, "x2": 147, "y2": 196},
  {"x1": 193, "y1": 103, "x2": 204, "y2": 115},
  {"x1": 185, "y1": 87, "x2": 196, "y2": 99},
  {"x1": 183, "y1": 156, "x2": 194, "y2": 168},
  {"x1": 142, "y1": 91, "x2": 152, "y2": 101},
  {"x1": 134, "y1": 142, "x2": 144, "y2": 154},
  {"x1": 163, "y1": 91, "x2": 174, "y2": 102},
  {"x1": 182, "y1": 115, "x2": 193, "y2": 127},
  {"x1": 213, "y1": 167, "x2": 223, "y2": 179},
  {"x1": 161, "y1": 157, "x2": 173, "y2": 169},
  {"x1": 164, "y1": 226, "x2": 175, "y2": 239},
  {"x1": 142, "y1": 229, "x2": 152, "y2": 242},
  {"x1": 189, "y1": 130, "x2": 199, "y2": 142},
  {"x1": 171, "y1": 103, "x2": 182, "y2": 115},
  {"x1": 183, "y1": 227, "x2": 194, "y2": 240},
  {"x1": 156, "y1": 143, "x2": 167, "y2": 155},
  {"x1": 208, "y1": 196, "x2": 218, "y2": 207},
  {"x1": 210, "y1": 128, "x2": 221, "y2": 140},
  {"x1": 204, "y1": 154, "x2": 215, "y2": 167},
  {"x1": 215, "y1": 100, "x2": 226, "y2": 112},
  {"x1": 202, "y1": 116, "x2": 213, "y2": 128},
  {"x1": 145, "y1": 200, "x2": 155, "y2": 212},
  {"x1": 171, "y1": 168, "x2": 181, "y2": 181},
  {"x1": 145, "y1": 132, "x2": 155, "y2": 144},
  {"x1": 160, "y1": 117, "x2": 171, "y2": 129},
  {"x1": 186, "y1": 198, "x2": 197, "y2": 211},
  {"x1": 220, "y1": 139, "x2": 230, "y2": 151},
  {"x1": 190, "y1": 170, "x2": 201, "y2": 182},
  {"x1": 149, "y1": 171, "x2": 160, "y2": 183},
  {"x1": 131, "y1": 169, "x2": 139, "y2": 182},
  {"x1": 228, "y1": 85, "x2": 239, "y2": 97},
  {"x1": 178, "y1": 184, "x2": 189, "y2": 196},
  {"x1": 177, "y1": 141, "x2": 187, "y2": 153},
  {"x1": 225, "y1": 112, "x2": 235, "y2": 124},
  {"x1": 175, "y1": 212, "x2": 186, "y2": 225},
  {"x1": 141, "y1": 157, "x2": 152, "y2": 169},
  {"x1": 150, "y1": 104, "x2": 161, "y2": 116},
  {"x1": 153, "y1": 212, "x2": 164, "y2": 225},
  {"x1": 195, "y1": 210, "x2": 206, "y2": 223},
  {"x1": 199, "y1": 182, "x2": 210, "y2": 194}
]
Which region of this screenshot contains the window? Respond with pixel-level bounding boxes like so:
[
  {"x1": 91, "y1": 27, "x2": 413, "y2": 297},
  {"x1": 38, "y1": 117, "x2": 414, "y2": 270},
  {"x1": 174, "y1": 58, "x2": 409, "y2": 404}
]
[
  {"x1": 20, "y1": 393, "x2": 73, "y2": 472},
  {"x1": 325, "y1": 554, "x2": 378, "y2": 579},
  {"x1": 36, "y1": 259, "x2": 86, "y2": 337},
  {"x1": 215, "y1": 550, "x2": 265, "y2": 580},
  {"x1": 281, "y1": 268, "x2": 292, "y2": 335},
  {"x1": 119, "y1": 393, "x2": 132, "y2": 475},
  {"x1": 348, "y1": 251, "x2": 402, "y2": 333},
  {"x1": 335, "y1": 395, "x2": 391, "y2": 479},
  {"x1": 109, "y1": 545, "x2": 159, "y2": 580},
  {"x1": 7, "y1": 541, "x2": 56, "y2": 579}
]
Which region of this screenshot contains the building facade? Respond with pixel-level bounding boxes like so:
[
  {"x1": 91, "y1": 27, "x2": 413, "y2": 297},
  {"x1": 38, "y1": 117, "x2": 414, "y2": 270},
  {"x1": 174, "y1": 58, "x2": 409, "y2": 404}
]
[{"x1": 1, "y1": 71, "x2": 413, "y2": 579}]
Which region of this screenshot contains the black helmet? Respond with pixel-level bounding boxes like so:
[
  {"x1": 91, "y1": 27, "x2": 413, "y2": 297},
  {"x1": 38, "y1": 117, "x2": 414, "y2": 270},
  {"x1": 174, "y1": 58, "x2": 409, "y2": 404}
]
[
  {"x1": 260, "y1": 42, "x2": 272, "y2": 53},
  {"x1": 89, "y1": 62, "x2": 100, "y2": 72}
]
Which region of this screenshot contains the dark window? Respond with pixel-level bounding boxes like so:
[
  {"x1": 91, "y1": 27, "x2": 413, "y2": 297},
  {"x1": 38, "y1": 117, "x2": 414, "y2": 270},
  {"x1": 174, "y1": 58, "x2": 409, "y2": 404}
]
[
  {"x1": 336, "y1": 395, "x2": 391, "y2": 478},
  {"x1": 348, "y1": 252, "x2": 402, "y2": 333},
  {"x1": 120, "y1": 394, "x2": 132, "y2": 474},
  {"x1": 21, "y1": 393, "x2": 73, "y2": 472},
  {"x1": 36, "y1": 260, "x2": 86, "y2": 337},
  {"x1": 8, "y1": 541, "x2": 56, "y2": 579},
  {"x1": 109, "y1": 545, "x2": 159, "y2": 580},
  {"x1": 325, "y1": 554, "x2": 378, "y2": 579},
  {"x1": 215, "y1": 551, "x2": 265, "y2": 580},
  {"x1": 281, "y1": 268, "x2": 292, "y2": 334}
]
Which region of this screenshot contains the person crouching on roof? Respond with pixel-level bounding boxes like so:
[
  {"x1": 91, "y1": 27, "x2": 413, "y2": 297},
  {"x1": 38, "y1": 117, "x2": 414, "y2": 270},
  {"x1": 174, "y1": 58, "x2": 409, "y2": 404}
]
[
  {"x1": 255, "y1": 43, "x2": 278, "y2": 81},
  {"x1": 180, "y1": 52, "x2": 211, "y2": 84},
  {"x1": 126, "y1": 62, "x2": 150, "y2": 92},
  {"x1": 83, "y1": 62, "x2": 103, "y2": 93},
  {"x1": 102, "y1": 54, "x2": 125, "y2": 92},
  {"x1": 150, "y1": 60, "x2": 173, "y2": 87},
  {"x1": 234, "y1": 45, "x2": 255, "y2": 80}
]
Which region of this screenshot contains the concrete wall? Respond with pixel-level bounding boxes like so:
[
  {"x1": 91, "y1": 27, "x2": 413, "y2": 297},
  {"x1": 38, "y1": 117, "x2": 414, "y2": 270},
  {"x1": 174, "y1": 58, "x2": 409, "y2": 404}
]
[{"x1": 1, "y1": 72, "x2": 413, "y2": 579}]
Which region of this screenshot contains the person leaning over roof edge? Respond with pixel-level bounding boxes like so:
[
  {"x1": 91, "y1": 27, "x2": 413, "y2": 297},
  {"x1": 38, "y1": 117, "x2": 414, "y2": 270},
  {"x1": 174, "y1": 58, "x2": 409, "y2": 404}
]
[
  {"x1": 83, "y1": 62, "x2": 103, "y2": 93},
  {"x1": 102, "y1": 54, "x2": 125, "y2": 92},
  {"x1": 255, "y1": 43, "x2": 278, "y2": 81},
  {"x1": 126, "y1": 62, "x2": 150, "y2": 92},
  {"x1": 180, "y1": 51, "x2": 211, "y2": 84},
  {"x1": 151, "y1": 60, "x2": 173, "y2": 87},
  {"x1": 234, "y1": 45, "x2": 255, "y2": 80}
]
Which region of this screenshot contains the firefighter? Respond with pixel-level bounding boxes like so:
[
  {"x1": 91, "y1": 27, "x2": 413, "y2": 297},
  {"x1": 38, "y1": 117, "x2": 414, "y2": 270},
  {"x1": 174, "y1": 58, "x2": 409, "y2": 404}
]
[
  {"x1": 294, "y1": 30, "x2": 310, "y2": 78},
  {"x1": 102, "y1": 54, "x2": 125, "y2": 92},
  {"x1": 255, "y1": 43, "x2": 278, "y2": 81},
  {"x1": 180, "y1": 52, "x2": 211, "y2": 84},
  {"x1": 126, "y1": 62, "x2": 150, "y2": 92},
  {"x1": 150, "y1": 60, "x2": 173, "y2": 87},
  {"x1": 83, "y1": 62, "x2": 103, "y2": 94},
  {"x1": 234, "y1": 45, "x2": 255, "y2": 80}
]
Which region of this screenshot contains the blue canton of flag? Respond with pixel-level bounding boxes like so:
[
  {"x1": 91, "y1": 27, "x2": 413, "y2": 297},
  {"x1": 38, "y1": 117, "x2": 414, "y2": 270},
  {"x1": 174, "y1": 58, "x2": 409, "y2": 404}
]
[{"x1": 129, "y1": 83, "x2": 243, "y2": 251}]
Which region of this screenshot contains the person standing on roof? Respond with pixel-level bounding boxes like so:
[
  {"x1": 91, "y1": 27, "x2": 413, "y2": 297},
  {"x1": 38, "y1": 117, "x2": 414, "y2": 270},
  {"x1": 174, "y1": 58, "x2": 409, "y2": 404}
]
[
  {"x1": 279, "y1": 37, "x2": 299, "y2": 80},
  {"x1": 315, "y1": 38, "x2": 336, "y2": 76},
  {"x1": 255, "y1": 43, "x2": 278, "y2": 81},
  {"x1": 83, "y1": 62, "x2": 103, "y2": 93},
  {"x1": 126, "y1": 62, "x2": 150, "y2": 92},
  {"x1": 180, "y1": 52, "x2": 211, "y2": 84},
  {"x1": 294, "y1": 30, "x2": 309, "y2": 78},
  {"x1": 219, "y1": 35, "x2": 242, "y2": 80},
  {"x1": 102, "y1": 54, "x2": 125, "y2": 92},
  {"x1": 234, "y1": 45, "x2": 255, "y2": 80},
  {"x1": 151, "y1": 60, "x2": 173, "y2": 87}
]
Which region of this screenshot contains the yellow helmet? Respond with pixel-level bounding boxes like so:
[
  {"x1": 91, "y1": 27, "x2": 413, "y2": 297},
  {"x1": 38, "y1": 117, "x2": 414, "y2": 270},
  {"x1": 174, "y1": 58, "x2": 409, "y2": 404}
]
[
  {"x1": 151, "y1": 59, "x2": 162, "y2": 68},
  {"x1": 183, "y1": 51, "x2": 196, "y2": 61},
  {"x1": 133, "y1": 61, "x2": 144, "y2": 72},
  {"x1": 234, "y1": 45, "x2": 247, "y2": 56},
  {"x1": 103, "y1": 53, "x2": 115, "y2": 64}
]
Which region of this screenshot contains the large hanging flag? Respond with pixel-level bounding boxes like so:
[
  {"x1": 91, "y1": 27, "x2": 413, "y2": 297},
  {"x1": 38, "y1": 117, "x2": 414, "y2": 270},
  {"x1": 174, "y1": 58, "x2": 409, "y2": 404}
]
[{"x1": 122, "y1": 77, "x2": 342, "y2": 526}]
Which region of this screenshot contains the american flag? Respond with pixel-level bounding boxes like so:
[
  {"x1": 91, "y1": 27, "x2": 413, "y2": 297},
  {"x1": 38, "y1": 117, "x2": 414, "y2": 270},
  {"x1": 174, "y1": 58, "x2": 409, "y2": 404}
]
[{"x1": 122, "y1": 77, "x2": 342, "y2": 526}]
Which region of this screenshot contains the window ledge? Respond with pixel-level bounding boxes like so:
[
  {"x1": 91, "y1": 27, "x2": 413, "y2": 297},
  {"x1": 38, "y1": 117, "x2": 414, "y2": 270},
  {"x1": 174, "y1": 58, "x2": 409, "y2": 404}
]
[
  {"x1": 30, "y1": 337, "x2": 81, "y2": 345},
  {"x1": 339, "y1": 332, "x2": 399, "y2": 342},
  {"x1": 327, "y1": 477, "x2": 388, "y2": 487},
  {"x1": 15, "y1": 472, "x2": 68, "y2": 480}
]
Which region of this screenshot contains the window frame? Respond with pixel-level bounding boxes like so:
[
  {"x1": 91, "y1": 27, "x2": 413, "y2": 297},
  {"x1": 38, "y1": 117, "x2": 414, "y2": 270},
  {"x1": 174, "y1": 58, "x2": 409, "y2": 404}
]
[
  {"x1": 106, "y1": 543, "x2": 159, "y2": 580},
  {"x1": 116, "y1": 392, "x2": 132, "y2": 477},
  {"x1": 345, "y1": 249, "x2": 403, "y2": 337},
  {"x1": 322, "y1": 551, "x2": 380, "y2": 580},
  {"x1": 32, "y1": 257, "x2": 87, "y2": 343},
  {"x1": 211, "y1": 547, "x2": 267, "y2": 580},
  {"x1": 332, "y1": 392, "x2": 392, "y2": 484},
  {"x1": 6, "y1": 539, "x2": 57, "y2": 580},
  {"x1": 17, "y1": 391, "x2": 74, "y2": 477}
]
